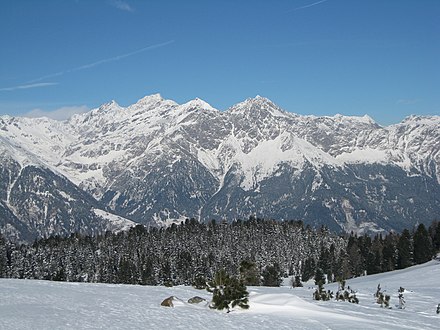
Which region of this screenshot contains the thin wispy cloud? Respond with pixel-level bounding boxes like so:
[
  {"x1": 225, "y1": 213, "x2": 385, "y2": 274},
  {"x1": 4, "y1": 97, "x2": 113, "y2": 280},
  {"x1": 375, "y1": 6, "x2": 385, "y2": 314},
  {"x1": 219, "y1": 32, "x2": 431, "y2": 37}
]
[
  {"x1": 288, "y1": 0, "x2": 329, "y2": 12},
  {"x1": 0, "y1": 82, "x2": 58, "y2": 92},
  {"x1": 110, "y1": 0, "x2": 134, "y2": 12},
  {"x1": 397, "y1": 99, "x2": 420, "y2": 105},
  {"x1": 27, "y1": 40, "x2": 175, "y2": 84}
]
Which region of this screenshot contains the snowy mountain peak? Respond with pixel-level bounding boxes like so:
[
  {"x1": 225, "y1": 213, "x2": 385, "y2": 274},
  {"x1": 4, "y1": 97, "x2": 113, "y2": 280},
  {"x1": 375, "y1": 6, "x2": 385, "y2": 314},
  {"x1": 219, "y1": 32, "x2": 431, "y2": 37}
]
[
  {"x1": 181, "y1": 98, "x2": 216, "y2": 111},
  {"x1": 361, "y1": 114, "x2": 376, "y2": 124},
  {"x1": 401, "y1": 114, "x2": 440, "y2": 125},
  {"x1": 90, "y1": 100, "x2": 122, "y2": 116},
  {"x1": 127, "y1": 94, "x2": 178, "y2": 115},
  {"x1": 332, "y1": 113, "x2": 377, "y2": 125},
  {"x1": 228, "y1": 95, "x2": 288, "y2": 118},
  {"x1": 247, "y1": 95, "x2": 276, "y2": 106},
  {"x1": 135, "y1": 93, "x2": 163, "y2": 105}
]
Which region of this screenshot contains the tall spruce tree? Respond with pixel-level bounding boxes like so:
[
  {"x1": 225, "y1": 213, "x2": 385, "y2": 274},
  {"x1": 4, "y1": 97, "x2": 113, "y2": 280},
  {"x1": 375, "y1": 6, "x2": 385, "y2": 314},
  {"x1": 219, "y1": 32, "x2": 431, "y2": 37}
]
[
  {"x1": 0, "y1": 233, "x2": 7, "y2": 277},
  {"x1": 301, "y1": 257, "x2": 316, "y2": 282},
  {"x1": 318, "y1": 246, "x2": 332, "y2": 282},
  {"x1": 397, "y1": 229, "x2": 413, "y2": 269},
  {"x1": 382, "y1": 233, "x2": 397, "y2": 272},
  {"x1": 413, "y1": 224, "x2": 433, "y2": 264},
  {"x1": 314, "y1": 267, "x2": 326, "y2": 285},
  {"x1": 347, "y1": 235, "x2": 363, "y2": 276},
  {"x1": 262, "y1": 263, "x2": 282, "y2": 287},
  {"x1": 429, "y1": 221, "x2": 440, "y2": 252},
  {"x1": 239, "y1": 260, "x2": 260, "y2": 286},
  {"x1": 327, "y1": 244, "x2": 336, "y2": 282}
]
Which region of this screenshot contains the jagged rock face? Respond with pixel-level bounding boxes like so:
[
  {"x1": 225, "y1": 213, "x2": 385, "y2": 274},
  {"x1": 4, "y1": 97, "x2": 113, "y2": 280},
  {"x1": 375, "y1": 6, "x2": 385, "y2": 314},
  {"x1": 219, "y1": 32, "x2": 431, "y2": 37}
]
[
  {"x1": 0, "y1": 139, "x2": 134, "y2": 241},
  {"x1": 0, "y1": 94, "x2": 439, "y2": 239}
]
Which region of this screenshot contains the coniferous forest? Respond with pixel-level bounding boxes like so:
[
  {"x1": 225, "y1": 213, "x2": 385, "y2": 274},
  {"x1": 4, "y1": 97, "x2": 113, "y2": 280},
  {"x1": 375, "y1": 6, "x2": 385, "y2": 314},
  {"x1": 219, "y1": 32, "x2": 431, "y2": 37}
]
[{"x1": 0, "y1": 218, "x2": 439, "y2": 287}]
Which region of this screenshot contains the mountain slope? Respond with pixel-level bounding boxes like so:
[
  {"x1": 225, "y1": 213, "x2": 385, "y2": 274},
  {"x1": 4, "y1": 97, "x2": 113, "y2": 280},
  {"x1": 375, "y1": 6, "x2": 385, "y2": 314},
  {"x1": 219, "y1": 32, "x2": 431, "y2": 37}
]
[
  {"x1": 0, "y1": 94, "x2": 439, "y2": 238},
  {"x1": 0, "y1": 134, "x2": 134, "y2": 241}
]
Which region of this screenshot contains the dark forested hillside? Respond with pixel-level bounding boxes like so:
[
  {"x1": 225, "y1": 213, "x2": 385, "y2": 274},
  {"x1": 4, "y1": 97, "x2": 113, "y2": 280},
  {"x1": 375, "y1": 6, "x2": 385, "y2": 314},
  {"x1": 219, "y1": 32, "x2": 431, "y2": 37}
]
[{"x1": 0, "y1": 219, "x2": 438, "y2": 286}]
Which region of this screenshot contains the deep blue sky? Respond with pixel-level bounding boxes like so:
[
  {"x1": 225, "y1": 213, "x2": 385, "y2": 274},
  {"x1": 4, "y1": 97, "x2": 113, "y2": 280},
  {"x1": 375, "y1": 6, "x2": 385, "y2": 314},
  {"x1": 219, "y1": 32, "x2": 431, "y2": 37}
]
[{"x1": 0, "y1": 0, "x2": 439, "y2": 125}]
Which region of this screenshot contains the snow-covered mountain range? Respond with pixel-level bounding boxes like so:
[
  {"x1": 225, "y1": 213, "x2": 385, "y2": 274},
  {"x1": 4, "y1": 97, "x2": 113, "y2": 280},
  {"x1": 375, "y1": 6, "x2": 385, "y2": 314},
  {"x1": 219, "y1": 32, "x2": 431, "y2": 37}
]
[{"x1": 1, "y1": 94, "x2": 439, "y2": 240}]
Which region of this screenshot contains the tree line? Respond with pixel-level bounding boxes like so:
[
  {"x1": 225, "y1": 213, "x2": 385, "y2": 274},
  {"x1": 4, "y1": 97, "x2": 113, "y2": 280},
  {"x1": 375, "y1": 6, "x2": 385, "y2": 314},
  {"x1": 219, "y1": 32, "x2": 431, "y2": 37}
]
[{"x1": 0, "y1": 218, "x2": 439, "y2": 286}]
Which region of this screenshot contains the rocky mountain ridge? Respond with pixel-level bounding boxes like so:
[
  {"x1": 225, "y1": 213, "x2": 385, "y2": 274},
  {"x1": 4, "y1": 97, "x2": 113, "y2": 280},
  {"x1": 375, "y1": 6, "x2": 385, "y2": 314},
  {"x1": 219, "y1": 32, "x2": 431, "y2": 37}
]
[{"x1": 1, "y1": 94, "x2": 439, "y2": 240}]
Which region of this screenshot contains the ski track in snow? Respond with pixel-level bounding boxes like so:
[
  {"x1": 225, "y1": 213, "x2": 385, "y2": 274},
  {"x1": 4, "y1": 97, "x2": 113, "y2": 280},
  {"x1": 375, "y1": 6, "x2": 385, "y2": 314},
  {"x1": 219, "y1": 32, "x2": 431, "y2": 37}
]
[{"x1": 1, "y1": 260, "x2": 439, "y2": 329}]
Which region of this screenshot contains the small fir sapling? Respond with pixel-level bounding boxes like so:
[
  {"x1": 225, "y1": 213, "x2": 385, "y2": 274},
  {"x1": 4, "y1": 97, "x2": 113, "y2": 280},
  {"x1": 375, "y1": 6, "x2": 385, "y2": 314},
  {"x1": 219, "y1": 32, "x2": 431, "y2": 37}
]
[
  {"x1": 397, "y1": 287, "x2": 405, "y2": 309},
  {"x1": 313, "y1": 282, "x2": 333, "y2": 301},
  {"x1": 290, "y1": 275, "x2": 303, "y2": 288},
  {"x1": 336, "y1": 280, "x2": 359, "y2": 304},
  {"x1": 374, "y1": 284, "x2": 381, "y2": 298},
  {"x1": 192, "y1": 275, "x2": 207, "y2": 290},
  {"x1": 375, "y1": 284, "x2": 391, "y2": 308},
  {"x1": 206, "y1": 269, "x2": 249, "y2": 312}
]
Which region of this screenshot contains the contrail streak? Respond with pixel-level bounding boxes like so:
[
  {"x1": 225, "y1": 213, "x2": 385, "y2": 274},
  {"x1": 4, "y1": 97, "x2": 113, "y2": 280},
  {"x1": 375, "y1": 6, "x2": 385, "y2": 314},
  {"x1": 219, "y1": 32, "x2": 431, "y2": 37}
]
[
  {"x1": 27, "y1": 40, "x2": 175, "y2": 84},
  {"x1": 0, "y1": 82, "x2": 58, "y2": 92},
  {"x1": 289, "y1": 0, "x2": 328, "y2": 12}
]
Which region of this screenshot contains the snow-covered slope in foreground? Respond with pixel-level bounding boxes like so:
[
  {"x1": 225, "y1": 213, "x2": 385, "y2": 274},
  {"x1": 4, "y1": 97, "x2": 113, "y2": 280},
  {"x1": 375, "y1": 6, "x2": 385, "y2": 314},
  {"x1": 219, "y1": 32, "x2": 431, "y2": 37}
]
[{"x1": 1, "y1": 260, "x2": 439, "y2": 329}]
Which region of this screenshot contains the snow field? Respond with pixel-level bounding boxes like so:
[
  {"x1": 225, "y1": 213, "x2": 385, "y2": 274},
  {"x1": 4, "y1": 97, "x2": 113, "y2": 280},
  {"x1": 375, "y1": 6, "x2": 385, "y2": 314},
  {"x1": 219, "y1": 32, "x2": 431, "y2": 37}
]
[{"x1": 1, "y1": 260, "x2": 439, "y2": 329}]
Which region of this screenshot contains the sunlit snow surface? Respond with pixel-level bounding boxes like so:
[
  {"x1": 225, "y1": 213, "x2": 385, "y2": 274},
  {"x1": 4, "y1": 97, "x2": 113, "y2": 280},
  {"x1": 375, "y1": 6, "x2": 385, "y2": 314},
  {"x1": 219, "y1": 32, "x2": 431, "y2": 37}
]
[{"x1": 1, "y1": 260, "x2": 439, "y2": 329}]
